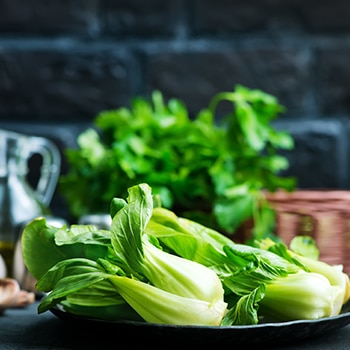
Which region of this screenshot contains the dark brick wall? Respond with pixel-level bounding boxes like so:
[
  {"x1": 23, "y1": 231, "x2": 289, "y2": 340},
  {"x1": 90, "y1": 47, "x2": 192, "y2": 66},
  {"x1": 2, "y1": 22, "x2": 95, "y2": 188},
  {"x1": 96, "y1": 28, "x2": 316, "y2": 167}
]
[{"x1": 1, "y1": 0, "x2": 350, "y2": 218}]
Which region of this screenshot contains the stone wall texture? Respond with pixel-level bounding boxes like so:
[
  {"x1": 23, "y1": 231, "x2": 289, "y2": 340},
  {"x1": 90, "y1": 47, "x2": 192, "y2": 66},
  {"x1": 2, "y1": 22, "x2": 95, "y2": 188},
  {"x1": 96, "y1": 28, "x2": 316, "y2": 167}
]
[{"x1": 1, "y1": 0, "x2": 350, "y2": 218}]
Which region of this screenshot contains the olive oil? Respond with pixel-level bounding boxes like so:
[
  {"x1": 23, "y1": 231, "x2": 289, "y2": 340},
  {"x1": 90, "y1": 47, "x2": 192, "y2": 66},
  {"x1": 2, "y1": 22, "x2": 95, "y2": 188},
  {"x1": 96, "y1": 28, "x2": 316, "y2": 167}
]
[{"x1": 0, "y1": 241, "x2": 15, "y2": 277}]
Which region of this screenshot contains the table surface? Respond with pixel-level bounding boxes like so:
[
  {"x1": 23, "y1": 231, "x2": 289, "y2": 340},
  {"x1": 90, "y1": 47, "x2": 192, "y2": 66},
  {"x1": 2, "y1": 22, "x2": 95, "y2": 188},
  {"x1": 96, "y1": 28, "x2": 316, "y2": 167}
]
[{"x1": 1, "y1": 300, "x2": 350, "y2": 349}]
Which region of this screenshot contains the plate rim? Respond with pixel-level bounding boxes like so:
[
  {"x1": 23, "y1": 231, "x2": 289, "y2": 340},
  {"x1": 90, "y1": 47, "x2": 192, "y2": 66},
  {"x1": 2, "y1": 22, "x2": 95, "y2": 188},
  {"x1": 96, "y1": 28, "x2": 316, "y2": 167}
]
[
  {"x1": 49, "y1": 304, "x2": 350, "y2": 346},
  {"x1": 49, "y1": 303, "x2": 350, "y2": 330}
]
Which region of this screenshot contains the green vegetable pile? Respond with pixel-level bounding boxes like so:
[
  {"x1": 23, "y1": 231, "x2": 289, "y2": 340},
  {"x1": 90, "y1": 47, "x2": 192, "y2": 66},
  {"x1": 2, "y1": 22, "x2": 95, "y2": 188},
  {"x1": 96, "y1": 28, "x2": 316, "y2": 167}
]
[
  {"x1": 59, "y1": 85, "x2": 296, "y2": 238},
  {"x1": 22, "y1": 183, "x2": 350, "y2": 326}
]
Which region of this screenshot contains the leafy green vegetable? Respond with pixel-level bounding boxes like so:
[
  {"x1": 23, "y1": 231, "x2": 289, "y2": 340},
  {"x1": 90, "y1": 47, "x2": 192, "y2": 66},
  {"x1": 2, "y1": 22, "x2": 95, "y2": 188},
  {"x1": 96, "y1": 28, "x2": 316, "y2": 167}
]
[
  {"x1": 35, "y1": 256, "x2": 227, "y2": 326},
  {"x1": 110, "y1": 183, "x2": 226, "y2": 306},
  {"x1": 107, "y1": 272, "x2": 227, "y2": 326},
  {"x1": 59, "y1": 85, "x2": 296, "y2": 238},
  {"x1": 146, "y1": 206, "x2": 349, "y2": 323},
  {"x1": 254, "y1": 236, "x2": 350, "y2": 314},
  {"x1": 260, "y1": 271, "x2": 342, "y2": 320},
  {"x1": 23, "y1": 183, "x2": 227, "y2": 326},
  {"x1": 24, "y1": 179, "x2": 350, "y2": 327},
  {"x1": 21, "y1": 218, "x2": 113, "y2": 281},
  {"x1": 22, "y1": 183, "x2": 350, "y2": 326}
]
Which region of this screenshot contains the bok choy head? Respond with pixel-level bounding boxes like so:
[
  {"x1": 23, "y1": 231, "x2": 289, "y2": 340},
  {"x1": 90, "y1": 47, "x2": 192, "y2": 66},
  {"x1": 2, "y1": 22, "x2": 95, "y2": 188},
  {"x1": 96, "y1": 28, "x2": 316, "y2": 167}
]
[
  {"x1": 29, "y1": 183, "x2": 227, "y2": 326},
  {"x1": 146, "y1": 206, "x2": 348, "y2": 324},
  {"x1": 109, "y1": 183, "x2": 227, "y2": 322}
]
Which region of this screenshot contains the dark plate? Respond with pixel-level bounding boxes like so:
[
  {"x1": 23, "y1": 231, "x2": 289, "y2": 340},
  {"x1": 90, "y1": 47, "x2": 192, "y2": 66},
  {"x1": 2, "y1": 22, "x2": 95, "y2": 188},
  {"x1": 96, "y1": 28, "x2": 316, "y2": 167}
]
[{"x1": 50, "y1": 304, "x2": 350, "y2": 346}]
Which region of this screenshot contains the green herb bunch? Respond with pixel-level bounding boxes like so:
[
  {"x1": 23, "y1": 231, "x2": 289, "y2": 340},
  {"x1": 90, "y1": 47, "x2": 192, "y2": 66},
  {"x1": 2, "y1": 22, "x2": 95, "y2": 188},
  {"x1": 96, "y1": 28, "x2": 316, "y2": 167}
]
[{"x1": 59, "y1": 85, "x2": 296, "y2": 239}]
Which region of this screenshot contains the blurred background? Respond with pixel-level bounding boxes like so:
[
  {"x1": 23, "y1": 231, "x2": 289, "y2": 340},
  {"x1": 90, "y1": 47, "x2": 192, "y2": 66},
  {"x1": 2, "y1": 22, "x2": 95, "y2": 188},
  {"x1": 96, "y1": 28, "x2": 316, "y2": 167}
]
[{"x1": 0, "y1": 0, "x2": 350, "y2": 220}]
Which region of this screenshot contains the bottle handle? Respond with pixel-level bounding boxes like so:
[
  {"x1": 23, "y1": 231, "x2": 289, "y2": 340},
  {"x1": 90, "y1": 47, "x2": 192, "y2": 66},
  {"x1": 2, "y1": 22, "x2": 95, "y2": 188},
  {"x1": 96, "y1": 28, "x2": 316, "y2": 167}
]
[{"x1": 27, "y1": 137, "x2": 61, "y2": 206}]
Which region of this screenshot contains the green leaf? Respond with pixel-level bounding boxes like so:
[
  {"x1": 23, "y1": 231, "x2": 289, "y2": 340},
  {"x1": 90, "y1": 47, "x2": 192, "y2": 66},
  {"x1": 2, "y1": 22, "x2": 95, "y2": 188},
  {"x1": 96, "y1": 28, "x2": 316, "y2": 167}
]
[
  {"x1": 108, "y1": 274, "x2": 227, "y2": 326},
  {"x1": 214, "y1": 195, "x2": 255, "y2": 233},
  {"x1": 21, "y1": 218, "x2": 78, "y2": 280},
  {"x1": 36, "y1": 258, "x2": 107, "y2": 312},
  {"x1": 21, "y1": 218, "x2": 112, "y2": 281},
  {"x1": 110, "y1": 183, "x2": 153, "y2": 273},
  {"x1": 221, "y1": 285, "x2": 265, "y2": 325},
  {"x1": 59, "y1": 86, "x2": 296, "y2": 241},
  {"x1": 290, "y1": 236, "x2": 320, "y2": 260}
]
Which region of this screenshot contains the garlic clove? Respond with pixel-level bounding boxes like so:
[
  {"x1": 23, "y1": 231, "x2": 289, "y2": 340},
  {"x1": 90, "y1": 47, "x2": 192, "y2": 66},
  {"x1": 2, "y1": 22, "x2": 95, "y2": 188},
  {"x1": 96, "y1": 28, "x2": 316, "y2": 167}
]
[{"x1": 0, "y1": 278, "x2": 35, "y2": 314}]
